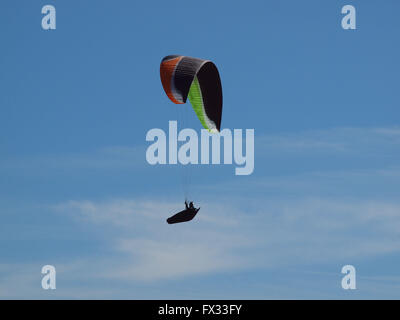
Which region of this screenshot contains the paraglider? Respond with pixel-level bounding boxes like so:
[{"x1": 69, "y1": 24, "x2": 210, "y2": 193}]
[
  {"x1": 166, "y1": 201, "x2": 200, "y2": 224},
  {"x1": 160, "y1": 55, "x2": 223, "y2": 223}
]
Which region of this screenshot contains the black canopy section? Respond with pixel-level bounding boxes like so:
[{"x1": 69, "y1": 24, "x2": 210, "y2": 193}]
[
  {"x1": 197, "y1": 61, "x2": 223, "y2": 131},
  {"x1": 166, "y1": 208, "x2": 200, "y2": 224}
]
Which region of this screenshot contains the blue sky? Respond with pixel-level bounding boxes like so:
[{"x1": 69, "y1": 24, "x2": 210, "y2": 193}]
[{"x1": 0, "y1": 0, "x2": 399, "y2": 298}]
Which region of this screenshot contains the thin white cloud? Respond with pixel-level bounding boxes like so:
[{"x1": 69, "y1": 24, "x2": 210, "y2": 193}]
[
  {"x1": 53, "y1": 199, "x2": 253, "y2": 281},
  {"x1": 52, "y1": 195, "x2": 400, "y2": 283},
  {"x1": 257, "y1": 126, "x2": 400, "y2": 155},
  {"x1": 0, "y1": 146, "x2": 146, "y2": 172},
  {"x1": 111, "y1": 238, "x2": 245, "y2": 281}
]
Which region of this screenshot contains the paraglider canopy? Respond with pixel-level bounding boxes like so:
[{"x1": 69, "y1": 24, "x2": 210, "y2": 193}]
[{"x1": 160, "y1": 55, "x2": 223, "y2": 133}]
